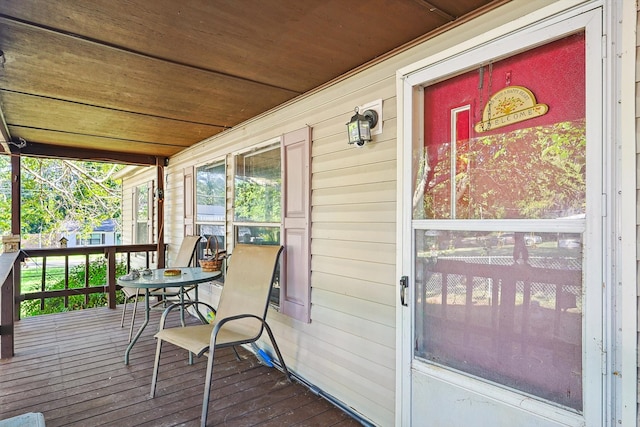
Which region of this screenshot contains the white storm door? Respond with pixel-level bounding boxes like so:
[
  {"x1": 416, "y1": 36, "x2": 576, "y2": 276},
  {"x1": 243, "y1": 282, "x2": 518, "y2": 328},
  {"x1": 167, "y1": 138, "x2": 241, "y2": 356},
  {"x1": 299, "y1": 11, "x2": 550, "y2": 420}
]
[{"x1": 399, "y1": 8, "x2": 605, "y2": 427}]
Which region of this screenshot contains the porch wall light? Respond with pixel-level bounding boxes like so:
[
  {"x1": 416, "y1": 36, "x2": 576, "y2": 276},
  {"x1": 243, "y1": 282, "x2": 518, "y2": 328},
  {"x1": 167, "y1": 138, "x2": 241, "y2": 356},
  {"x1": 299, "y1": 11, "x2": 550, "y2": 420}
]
[{"x1": 346, "y1": 107, "x2": 378, "y2": 147}]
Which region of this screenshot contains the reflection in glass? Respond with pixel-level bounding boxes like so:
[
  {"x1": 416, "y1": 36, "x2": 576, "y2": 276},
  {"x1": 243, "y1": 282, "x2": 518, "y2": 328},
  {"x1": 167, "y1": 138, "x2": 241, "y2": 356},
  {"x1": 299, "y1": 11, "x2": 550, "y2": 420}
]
[
  {"x1": 234, "y1": 146, "x2": 281, "y2": 223},
  {"x1": 196, "y1": 162, "x2": 226, "y2": 223},
  {"x1": 135, "y1": 183, "x2": 149, "y2": 244},
  {"x1": 414, "y1": 121, "x2": 586, "y2": 220},
  {"x1": 235, "y1": 225, "x2": 280, "y2": 246},
  {"x1": 413, "y1": 33, "x2": 586, "y2": 220},
  {"x1": 415, "y1": 230, "x2": 583, "y2": 410}
]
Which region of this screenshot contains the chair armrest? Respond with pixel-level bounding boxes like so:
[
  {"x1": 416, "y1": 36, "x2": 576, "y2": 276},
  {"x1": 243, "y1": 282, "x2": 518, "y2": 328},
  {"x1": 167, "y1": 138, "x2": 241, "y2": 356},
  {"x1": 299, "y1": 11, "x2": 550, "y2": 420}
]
[
  {"x1": 158, "y1": 300, "x2": 217, "y2": 329},
  {"x1": 210, "y1": 313, "x2": 265, "y2": 345}
]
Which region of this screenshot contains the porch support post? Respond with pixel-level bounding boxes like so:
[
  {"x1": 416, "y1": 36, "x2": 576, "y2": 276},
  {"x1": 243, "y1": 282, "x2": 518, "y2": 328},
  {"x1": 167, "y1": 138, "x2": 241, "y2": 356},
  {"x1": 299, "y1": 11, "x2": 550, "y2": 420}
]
[
  {"x1": 156, "y1": 159, "x2": 165, "y2": 268},
  {"x1": 11, "y1": 154, "x2": 21, "y2": 321},
  {"x1": 105, "y1": 247, "x2": 117, "y2": 309}
]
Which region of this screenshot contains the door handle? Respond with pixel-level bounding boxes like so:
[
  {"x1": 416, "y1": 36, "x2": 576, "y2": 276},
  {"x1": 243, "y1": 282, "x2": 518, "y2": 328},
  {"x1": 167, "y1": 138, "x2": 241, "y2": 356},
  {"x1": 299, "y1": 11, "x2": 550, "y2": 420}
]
[{"x1": 400, "y1": 276, "x2": 409, "y2": 307}]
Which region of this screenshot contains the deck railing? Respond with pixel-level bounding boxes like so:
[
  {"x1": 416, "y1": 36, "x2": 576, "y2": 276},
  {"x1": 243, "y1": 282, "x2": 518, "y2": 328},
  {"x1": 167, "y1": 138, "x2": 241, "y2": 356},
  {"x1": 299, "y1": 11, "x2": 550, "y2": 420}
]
[
  {"x1": 17, "y1": 244, "x2": 162, "y2": 313},
  {"x1": 1, "y1": 244, "x2": 163, "y2": 358}
]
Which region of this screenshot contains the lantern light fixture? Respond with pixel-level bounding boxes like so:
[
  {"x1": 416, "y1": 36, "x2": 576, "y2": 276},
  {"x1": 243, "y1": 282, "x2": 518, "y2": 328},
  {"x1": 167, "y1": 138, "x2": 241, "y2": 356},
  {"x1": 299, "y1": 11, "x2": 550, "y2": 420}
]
[{"x1": 346, "y1": 107, "x2": 378, "y2": 147}]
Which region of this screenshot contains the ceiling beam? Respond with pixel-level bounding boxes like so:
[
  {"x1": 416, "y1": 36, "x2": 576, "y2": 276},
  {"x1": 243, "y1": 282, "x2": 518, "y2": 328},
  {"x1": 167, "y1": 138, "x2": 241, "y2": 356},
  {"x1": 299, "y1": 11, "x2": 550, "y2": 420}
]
[
  {"x1": 10, "y1": 141, "x2": 163, "y2": 166},
  {"x1": 0, "y1": 105, "x2": 11, "y2": 153}
]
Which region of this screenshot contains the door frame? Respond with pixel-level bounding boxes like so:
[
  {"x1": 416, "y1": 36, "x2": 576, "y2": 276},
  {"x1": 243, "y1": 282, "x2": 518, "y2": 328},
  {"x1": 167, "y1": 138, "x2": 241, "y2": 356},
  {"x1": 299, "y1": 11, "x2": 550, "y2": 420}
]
[{"x1": 395, "y1": 2, "x2": 617, "y2": 425}]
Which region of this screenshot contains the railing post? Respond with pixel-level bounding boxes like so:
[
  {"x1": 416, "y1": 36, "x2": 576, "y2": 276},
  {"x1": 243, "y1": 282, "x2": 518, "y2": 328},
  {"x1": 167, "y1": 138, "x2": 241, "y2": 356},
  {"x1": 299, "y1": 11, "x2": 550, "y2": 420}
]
[
  {"x1": 0, "y1": 252, "x2": 20, "y2": 359},
  {"x1": 0, "y1": 268, "x2": 14, "y2": 358},
  {"x1": 13, "y1": 255, "x2": 21, "y2": 321},
  {"x1": 105, "y1": 247, "x2": 117, "y2": 309}
]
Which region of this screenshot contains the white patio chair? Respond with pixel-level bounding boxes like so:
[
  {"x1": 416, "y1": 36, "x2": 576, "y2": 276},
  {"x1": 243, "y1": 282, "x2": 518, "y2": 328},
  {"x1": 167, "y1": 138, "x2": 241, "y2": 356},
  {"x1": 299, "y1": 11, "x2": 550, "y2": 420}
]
[{"x1": 150, "y1": 244, "x2": 290, "y2": 427}]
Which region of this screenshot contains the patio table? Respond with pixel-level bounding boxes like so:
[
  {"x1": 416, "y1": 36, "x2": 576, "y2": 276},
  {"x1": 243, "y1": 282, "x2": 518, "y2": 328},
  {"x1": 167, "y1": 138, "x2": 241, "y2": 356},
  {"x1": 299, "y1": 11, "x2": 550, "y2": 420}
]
[{"x1": 117, "y1": 267, "x2": 221, "y2": 364}]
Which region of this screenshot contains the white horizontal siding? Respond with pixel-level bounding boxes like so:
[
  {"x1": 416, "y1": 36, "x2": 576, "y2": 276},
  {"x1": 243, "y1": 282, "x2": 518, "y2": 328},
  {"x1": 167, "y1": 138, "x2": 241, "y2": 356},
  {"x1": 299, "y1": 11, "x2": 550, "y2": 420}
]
[
  {"x1": 312, "y1": 181, "x2": 397, "y2": 206},
  {"x1": 313, "y1": 239, "x2": 395, "y2": 267},
  {"x1": 313, "y1": 201, "x2": 396, "y2": 223},
  {"x1": 312, "y1": 269, "x2": 394, "y2": 307}
]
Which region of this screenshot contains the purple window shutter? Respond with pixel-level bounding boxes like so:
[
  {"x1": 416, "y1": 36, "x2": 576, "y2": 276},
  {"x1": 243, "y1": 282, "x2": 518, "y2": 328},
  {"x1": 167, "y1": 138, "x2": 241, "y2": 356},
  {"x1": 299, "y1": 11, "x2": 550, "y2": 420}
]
[
  {"x1": 183, "y1": 167, "x2": 194, "y2": 236},
  {"x1": 281, "y1": 126, "x2": 311, "y2": 323}
]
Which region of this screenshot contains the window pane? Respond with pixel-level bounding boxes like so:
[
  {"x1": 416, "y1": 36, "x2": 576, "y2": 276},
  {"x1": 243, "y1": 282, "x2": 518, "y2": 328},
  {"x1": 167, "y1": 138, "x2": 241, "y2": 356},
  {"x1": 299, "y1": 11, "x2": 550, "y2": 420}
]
[
  {"x1": 234, "y1": 146, "x2": 281, "y2": 223},
  {"x1": 135, "y1": 222, "x2": 148, "y2": 244},
  {"x1": 234, "y1": 225, "x2": 281, "y2": 306},
  {"x1": 135, "y1": 183, "x2": 149, "y2": 244},
  {"x1": 196, "y1": 162, "x2": 226, "y2": 222},
  {"x1": 137, "y1": 184, "x2": 148, "y2": 221},
  {"x1": 413, "y1": 33, "x2": 586, "y2": 220},
  {"x1": 199, "y1": 225, "x2": 225, "y2": 247},
  {"x1": 235, "y1": 225, "x2": 280, "y2": 245},
  {"x1": 414, "y1": 229, "x2": 583, "y2": 410}
]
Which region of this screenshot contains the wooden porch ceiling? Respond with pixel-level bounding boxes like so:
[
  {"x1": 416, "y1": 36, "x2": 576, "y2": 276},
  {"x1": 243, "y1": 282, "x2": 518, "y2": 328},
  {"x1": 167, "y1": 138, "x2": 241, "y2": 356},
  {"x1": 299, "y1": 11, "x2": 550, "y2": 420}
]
[{"x1": 0, "y1": 0, "x2": 506, "y2": 165}]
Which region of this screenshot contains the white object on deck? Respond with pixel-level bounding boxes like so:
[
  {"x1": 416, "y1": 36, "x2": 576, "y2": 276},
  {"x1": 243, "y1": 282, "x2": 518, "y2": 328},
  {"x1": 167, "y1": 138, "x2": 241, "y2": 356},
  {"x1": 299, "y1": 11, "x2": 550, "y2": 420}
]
[{"x1": 0, "y1": 412, "x2": 46, "y2": 427}]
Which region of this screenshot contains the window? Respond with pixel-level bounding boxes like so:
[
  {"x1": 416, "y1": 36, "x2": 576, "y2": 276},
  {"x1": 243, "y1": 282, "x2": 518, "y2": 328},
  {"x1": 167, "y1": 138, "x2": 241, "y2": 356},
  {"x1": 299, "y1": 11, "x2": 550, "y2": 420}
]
[
  {"x1": 234, "y1": 144, "x2": 282, "y2": 241},
  {"x1": 214, "y1": 127, "x2": 310, "y2": 321},
  {"x1": 196, "y1": 161, "x2": 226, "y2": 258},
  {"x1": 77, "y1": 233, "x2": 104, "y2": 246},
  {"x1": 234, "y1": 144, "x2": 281, "y2": 304},
  {"x1": 133, "y1": 182, "x2": 152, "y2": 244}
]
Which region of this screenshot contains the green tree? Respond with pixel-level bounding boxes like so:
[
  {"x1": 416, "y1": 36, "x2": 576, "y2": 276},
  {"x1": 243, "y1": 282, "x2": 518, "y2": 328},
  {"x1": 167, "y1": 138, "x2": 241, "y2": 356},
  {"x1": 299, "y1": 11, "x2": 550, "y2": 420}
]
[{"x1": 0, "y1": 156, "x2": 123, "y2": 244}]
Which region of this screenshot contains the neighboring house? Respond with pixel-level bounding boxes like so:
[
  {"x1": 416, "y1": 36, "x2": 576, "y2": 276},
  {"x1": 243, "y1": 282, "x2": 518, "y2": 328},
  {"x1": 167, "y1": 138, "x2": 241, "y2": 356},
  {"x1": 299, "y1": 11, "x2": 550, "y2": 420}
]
[
  {"x1": 62, "y1": 219, "x2": 120, "y2": 247},
  {"x1": 20, "y1": 219, "x2": 121, "y2": 249},
  {"x1": 119, "y1": 1, "x2": 638, "y2": 426}
]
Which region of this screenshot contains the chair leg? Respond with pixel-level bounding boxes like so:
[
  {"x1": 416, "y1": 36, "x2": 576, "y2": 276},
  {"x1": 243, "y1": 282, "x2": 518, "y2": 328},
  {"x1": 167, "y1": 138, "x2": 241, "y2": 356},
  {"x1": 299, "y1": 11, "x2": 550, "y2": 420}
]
[
  {"x1": 231, "y1": 346, "x2": 242, "y2": 361},
  {"x1": 263, "y1": 322, "x2": 291, "y2": 382},
  {"x1": 201, "y1": 347, "x2": 217, "y2": 427},
  {"x1": 150, "y1": 338, "x2": 163, "y2": 398}
]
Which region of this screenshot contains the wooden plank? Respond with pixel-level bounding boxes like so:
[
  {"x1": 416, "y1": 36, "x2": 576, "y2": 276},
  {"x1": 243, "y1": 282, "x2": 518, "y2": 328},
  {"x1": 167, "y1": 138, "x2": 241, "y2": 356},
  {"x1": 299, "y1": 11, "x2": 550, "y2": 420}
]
[
  {"x1": 0, "y1": 0, "x2": 448, "y2": 92},
  {"x1": 259, "y1": 397, "x2": 346, "y2": 426},
  {"x1": 18, "y1": 285, "x2": 108, "y2": 301},
  {"x1": 0, "y1": 91, "x2": 221, "y2": 147},
  {"x1": 0, "y1": 307, "x2": 359, "y2": 426},
  {"x1": 0, "y1": 18, "x2": 298, "y2": 126}
]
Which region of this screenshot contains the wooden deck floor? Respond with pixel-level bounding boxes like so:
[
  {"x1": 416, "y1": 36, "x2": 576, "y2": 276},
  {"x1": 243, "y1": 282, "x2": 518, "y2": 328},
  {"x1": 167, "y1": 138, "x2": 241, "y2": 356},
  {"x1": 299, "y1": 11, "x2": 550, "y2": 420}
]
[{"x1": 0, "y1": 306, "x2": 362, "y2": 426}]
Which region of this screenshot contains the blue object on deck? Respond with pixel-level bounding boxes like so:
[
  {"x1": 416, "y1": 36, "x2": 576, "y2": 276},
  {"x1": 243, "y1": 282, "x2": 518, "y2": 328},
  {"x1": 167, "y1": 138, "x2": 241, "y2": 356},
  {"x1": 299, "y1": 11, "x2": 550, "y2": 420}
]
[
  {"x1": 251, "y1": 343, "x2": 274, "y2": 367},
  {"x1": 257, "y1": 349, "x2": 274, "y2": 367}
]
